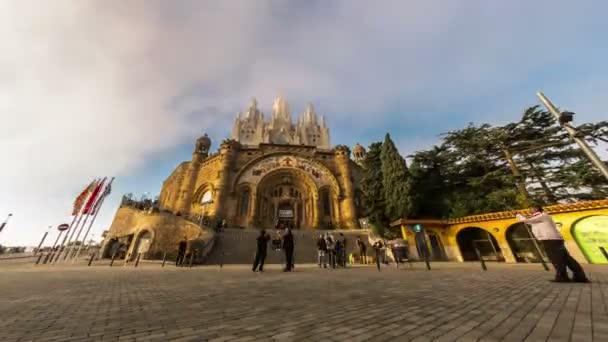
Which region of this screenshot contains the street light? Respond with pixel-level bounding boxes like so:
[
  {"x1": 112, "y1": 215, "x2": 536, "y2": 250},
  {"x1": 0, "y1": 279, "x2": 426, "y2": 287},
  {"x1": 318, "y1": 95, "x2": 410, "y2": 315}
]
[
  {"x1": 0, "y1": 213, "x2": 13, "y2": 234},
  {"x1": 537, "y1": 91, "x2": 608, "y2": 181}
]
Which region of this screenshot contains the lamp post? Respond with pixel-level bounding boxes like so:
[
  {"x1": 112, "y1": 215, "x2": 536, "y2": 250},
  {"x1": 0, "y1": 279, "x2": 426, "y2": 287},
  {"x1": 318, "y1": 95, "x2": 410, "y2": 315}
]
[
  {"x1": 537, "y1": 91, "x2": 608, "y2": 181},
  {"x1": 0, "y1": 213, "x2": 13, "y2": 234}
]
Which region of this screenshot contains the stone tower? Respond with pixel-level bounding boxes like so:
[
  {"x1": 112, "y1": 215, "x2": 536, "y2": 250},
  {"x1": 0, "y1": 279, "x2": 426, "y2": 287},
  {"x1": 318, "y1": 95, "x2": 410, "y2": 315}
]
[{"x1": 230, "y1": 96, "x2": 331, "y2": 149}]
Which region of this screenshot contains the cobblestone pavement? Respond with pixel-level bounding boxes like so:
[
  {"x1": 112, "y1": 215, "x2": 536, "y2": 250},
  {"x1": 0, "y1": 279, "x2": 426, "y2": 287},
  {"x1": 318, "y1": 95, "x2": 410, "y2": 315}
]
[{"x1": 1, "y1": 261, "x2": 608, "y2": 342}]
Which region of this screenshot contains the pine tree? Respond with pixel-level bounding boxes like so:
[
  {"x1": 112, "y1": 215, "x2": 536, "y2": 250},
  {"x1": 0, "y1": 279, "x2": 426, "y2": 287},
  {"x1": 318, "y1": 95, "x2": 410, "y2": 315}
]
[
  {"x1": 380, "y1": 134, "x2": 412, "y2": 222},
  {"x1": 361, "y1": 142, "x2": 387, "y2": 236}
]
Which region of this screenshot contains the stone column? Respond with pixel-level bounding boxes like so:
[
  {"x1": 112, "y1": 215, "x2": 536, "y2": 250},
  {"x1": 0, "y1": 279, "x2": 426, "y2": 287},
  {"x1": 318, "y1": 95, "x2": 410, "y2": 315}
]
[
  {"x1": 212, "y1": 140, "x2": 237, "y2": 223},
  {"x1": 248, "y1": 190, "x2": 257, "y2": 228},
  {"x1": 335, "y1": 146, "x2": 359, "y2": 229},
  {"x1": 175, "y1": 152, "x2": 203, "y2": 216}
]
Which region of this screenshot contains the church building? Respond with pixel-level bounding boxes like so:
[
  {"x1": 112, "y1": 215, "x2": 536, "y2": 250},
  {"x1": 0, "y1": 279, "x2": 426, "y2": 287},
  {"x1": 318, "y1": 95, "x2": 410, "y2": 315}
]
[{"x1": 158, "y1": 96, "x2": 366, "y2": 230}]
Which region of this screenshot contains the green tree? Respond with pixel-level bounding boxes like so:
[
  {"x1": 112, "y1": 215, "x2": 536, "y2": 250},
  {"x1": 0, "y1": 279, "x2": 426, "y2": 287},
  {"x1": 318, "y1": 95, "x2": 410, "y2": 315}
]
[
  {"x1": 381, "y1": 134, "x2": 413, "y2": 222},
  {"x1": 361, "y1": 142, "x2": 388, "y2": 236}
]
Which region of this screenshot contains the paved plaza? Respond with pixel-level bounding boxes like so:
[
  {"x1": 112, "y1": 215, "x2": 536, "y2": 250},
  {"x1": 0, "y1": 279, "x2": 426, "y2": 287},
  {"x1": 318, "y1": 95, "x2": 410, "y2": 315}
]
[{"x1": 1, "y1": 260, "x2": 608, "y2": 342}]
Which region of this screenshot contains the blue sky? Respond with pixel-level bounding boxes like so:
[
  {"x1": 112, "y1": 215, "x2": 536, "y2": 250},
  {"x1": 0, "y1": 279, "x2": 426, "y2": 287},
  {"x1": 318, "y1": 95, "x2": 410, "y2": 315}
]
[{"x1": 1, "y1": 1, "x2": 608, "y2": 245}]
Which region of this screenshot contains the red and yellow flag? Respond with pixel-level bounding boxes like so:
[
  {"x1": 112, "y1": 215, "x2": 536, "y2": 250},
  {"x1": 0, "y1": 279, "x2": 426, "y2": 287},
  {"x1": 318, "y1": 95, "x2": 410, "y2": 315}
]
[
  {"x1": 72, "y1": 180, "x2": 97, "y2": 216},
  {"x1": 83, "y1": 178, "x2": 106, "y2": 215}
]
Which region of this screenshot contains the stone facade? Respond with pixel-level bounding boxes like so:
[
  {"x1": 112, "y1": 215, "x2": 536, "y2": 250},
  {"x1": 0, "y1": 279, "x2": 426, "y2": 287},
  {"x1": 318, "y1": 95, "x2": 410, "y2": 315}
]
[
  {"x1": 159, "y1": 98, "x2": 364, "y2": 230},
  {"x1": 159, "y1": 141, "x2": 365, "y2": 230},
  {"x1": 101, "y1": 207, "x2": 214, "y2": 261}
]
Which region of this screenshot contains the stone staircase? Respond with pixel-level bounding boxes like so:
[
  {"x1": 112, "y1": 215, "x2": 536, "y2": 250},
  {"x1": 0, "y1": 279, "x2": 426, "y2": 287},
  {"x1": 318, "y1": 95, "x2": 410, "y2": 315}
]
[{"x1": 203, "y1": 228, "x2": 371, "y2": 265}]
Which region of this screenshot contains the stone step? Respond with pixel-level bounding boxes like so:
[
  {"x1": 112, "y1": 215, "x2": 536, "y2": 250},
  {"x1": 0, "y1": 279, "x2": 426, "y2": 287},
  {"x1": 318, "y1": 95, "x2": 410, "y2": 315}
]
[{"x1": 204, "y1": 229, "x2": 370, "y2": 265}]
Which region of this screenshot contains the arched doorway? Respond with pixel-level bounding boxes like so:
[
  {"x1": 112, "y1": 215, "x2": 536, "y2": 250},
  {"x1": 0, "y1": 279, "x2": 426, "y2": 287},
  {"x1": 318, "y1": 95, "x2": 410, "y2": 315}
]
[
  {"x1": 572, "y1": 215, "x2": 608, "y2": 264},
  {"x1": 456, "y1": 227, "x2": 504, "y2": 261},
  {"x1": 130, "y1": 230, "x2": 152, "y2": 260},
  {"x1": 255, "y1": 169, "x2": 320, "y2": 229},
  {"x1": 506, "y1": 222, "x2": 547, "y2": 263}
]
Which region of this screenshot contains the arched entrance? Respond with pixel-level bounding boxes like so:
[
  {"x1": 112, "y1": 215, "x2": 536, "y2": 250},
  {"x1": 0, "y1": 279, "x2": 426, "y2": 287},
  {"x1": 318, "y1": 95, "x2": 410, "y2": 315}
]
[
  {"x1": 506, "y1": 222, "x2": 547, "y2": 263},
  {"x1": 456, "y1": 227, "x2": 504, "y2": 261},
  {"x1": 572, "y1": 215, "x2": 608, "y2": 264},
  {"x1": 255, "y1": 169, "x2": 322, "y2": 229},
  {"x1": 130, "y1": 230, "x2": 152, "y2": 260}
]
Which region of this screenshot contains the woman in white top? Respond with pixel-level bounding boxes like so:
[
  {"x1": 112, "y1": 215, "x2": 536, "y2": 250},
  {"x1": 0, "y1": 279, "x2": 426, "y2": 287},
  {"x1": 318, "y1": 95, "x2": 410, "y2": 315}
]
[{"x1": 517, "y1": 206, "x2": 588, "y2": 283}]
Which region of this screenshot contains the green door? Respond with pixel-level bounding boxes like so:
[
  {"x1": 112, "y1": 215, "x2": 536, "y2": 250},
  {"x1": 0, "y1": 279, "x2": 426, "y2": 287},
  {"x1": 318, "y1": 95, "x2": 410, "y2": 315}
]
[{"x1": 572, "y1": 215, "x2": 608, "y2": 264}]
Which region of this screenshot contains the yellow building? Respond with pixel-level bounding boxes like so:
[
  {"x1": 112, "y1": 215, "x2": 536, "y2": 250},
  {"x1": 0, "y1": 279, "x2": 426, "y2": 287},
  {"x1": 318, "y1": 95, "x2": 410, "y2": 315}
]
[{"x1": 391, "y1": 199, "x2": 608, "y2": 264}]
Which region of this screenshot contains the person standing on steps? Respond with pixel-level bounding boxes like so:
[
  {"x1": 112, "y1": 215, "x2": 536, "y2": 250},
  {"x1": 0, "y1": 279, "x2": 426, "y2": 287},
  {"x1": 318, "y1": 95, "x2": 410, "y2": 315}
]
[
  {"x1": 516, "y1": 206, "x2": 589, "y2": 283},
  {"x1": 252, "y1": 230, "x2": 270, "y2": 272},
  {"x1": 282, "y1": 228, "x2": 295, "y2": 272},
  {"x1": 325, "y1": 233, "x2": 336, "y2": 269},
  {"x1": 317, "y1": 234, "x2": 328, "y2": 268},
  {"x1": 356, "y1": 236, "x2": 367, "y2": 265},
  {"x1": 176, "y1": 236, "x2": 187, "y2": 267},
  {"x1": 339, "y1": 233, "x2": 348, "y2": 267}
]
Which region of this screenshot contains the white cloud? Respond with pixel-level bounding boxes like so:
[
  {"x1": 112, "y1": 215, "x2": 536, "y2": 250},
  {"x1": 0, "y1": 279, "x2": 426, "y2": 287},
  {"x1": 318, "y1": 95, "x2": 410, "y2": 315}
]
[{"x1": 1, "y1": 1, "x2": 607, "y2": 245}]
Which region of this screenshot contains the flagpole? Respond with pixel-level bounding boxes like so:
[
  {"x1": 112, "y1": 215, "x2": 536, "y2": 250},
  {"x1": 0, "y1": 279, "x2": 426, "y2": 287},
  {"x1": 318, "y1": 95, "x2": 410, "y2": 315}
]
[
  {"x1": 73, "y1": 178, "x2": 114, "y2": 262},
  {"x1": 48, "y1": 229, "x2": 65, "y2": 262},
  {"x1": 53, "y1": 212, "x2": 81, "y2": 263},
  {"x1": 65, "y1": 178, "x2": 107, "y2": 261},
  {"x1": 0, "y1": 213, "x2": 13, "y2": 235},
  {"x1": 54, "y1": 178, "x2": 98, "y2": 263},
  {"x1": 65, "y1": 209, "x2": 92, "y2": 261},
  {"x1": 34, "y1": 226, "x2": 52, "y2": 256}
]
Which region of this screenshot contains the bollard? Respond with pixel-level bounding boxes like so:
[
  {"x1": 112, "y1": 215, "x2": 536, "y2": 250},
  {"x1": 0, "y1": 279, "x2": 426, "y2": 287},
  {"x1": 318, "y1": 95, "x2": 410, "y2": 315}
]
[
  {"x1": 188, "y1": 250, "x2": 196, "y2": 268},
  {"x1": 474, "y1": 246, "x2": 487, "y2": 271},
  {"x1": 87, "y1": 253, "x2": 95, "y2": 266},
  {"x1": 110, "y1": 252, "x2": 117, "y2": 267},
  {"x1": 600, "y1": 247, "x2": 608, "y2": 262},
  {"x1": 134, "y1": 253, "x2": 141, "y2": 268},
  {"x1": 43, "y1": 252, "x2": 51, "y2": 264},
  {"x1": 161, "y1": 252, "x2": 167, "y2": 267},
  {"x1": 35, "y1": 253, "x2": 45, "y2": 265},
  {"x1": 423, "y1": 250, "x2": 431, "y2": 271}
]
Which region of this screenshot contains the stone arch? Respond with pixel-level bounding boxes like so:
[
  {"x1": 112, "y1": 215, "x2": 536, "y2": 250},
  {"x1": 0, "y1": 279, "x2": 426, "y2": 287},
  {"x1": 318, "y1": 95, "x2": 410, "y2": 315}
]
[
  {"x1": 236, "y1": 183, "x2": 253, "y2": 218},
  {"x1": 455, "y1": 226, "x2": 504, "y2": 262},
  {"x1": 129, "y1": 229, "x2": 154, "y2": 261},
  {"x1": 506, "y1": 222, "x2": 547, "y2": 263},
  {"x1": 192, "y1": 183, "x2": 215, "y2": 205},
  {"x1": 231, "y1": 152, "x2": 341, "y2": 196},
  {"x1": 254, "y1": 167, "x2": 320, "y2": 229},
  {"x1": 571, "y1": 215, "x2": 608, "y2": 264}
]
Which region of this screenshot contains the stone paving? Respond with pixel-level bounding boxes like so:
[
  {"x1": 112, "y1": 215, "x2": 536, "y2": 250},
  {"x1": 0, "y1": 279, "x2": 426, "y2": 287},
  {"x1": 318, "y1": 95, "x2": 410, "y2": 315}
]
[{"x1": 1, "y1": 260, "x2": 608, "y2": 342}]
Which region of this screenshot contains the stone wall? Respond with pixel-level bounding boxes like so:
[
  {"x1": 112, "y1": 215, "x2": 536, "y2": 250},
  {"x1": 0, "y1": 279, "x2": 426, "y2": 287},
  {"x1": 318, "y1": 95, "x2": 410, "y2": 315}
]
[{"x1": 103, "y1": 207, "x2": 214, "y2": 260}]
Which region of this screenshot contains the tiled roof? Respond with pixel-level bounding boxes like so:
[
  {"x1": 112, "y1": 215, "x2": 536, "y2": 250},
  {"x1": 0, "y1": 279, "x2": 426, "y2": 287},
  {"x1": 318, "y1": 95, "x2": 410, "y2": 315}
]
[
  {"x1": 447, "y1": 199, "x2": 608, "y2": 224},
  {"x1": 391, "y1": 199, "x2": 608, "y2": 226}
]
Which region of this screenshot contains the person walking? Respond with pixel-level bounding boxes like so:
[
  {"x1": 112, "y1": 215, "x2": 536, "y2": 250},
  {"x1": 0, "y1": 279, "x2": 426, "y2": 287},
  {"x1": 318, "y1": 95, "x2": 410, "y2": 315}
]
[
  {"x1": 176, "y1": 236, "x2": 187, "y2": 267},
  {"x1": 316, "y1": 234, "x2": 328, "y2": 268},
  {"x1": 252, "y1": 230, "x2": 270, "y2": 272},
  {"x1": 373, "y1": 240, "x2": 384, "y2": 271},
  {"x1": 517, "y1": 206, "x2": 589, "y2": 283},
  {"x1": 356, "y1": 236, "x2": 367, "y2": 265},
  {"x1": 282, "y1": 228, "x2": 295, "y2": 272}
]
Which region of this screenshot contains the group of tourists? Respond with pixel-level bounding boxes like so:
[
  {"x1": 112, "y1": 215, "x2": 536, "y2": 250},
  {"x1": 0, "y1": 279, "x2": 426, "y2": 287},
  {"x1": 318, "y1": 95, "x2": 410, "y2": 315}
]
[{"x1": 315, "y1": 233, "x2": 348, "y2": 268}]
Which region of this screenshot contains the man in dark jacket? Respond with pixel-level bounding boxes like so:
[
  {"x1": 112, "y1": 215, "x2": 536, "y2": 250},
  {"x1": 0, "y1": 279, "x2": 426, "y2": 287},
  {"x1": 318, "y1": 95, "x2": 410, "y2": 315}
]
[
  {"x1": 282, "y1": 228, "x2": 295, "y2": 272},
  {"x1": 252, "y1": 230, "x2": 270, "y2": 272},
  {"x1": 176, "y1": 236, "x2": 187, "y2": 267},
  {"x1": 356, "y1": 236, "x2": 367, "y2": 264}
]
